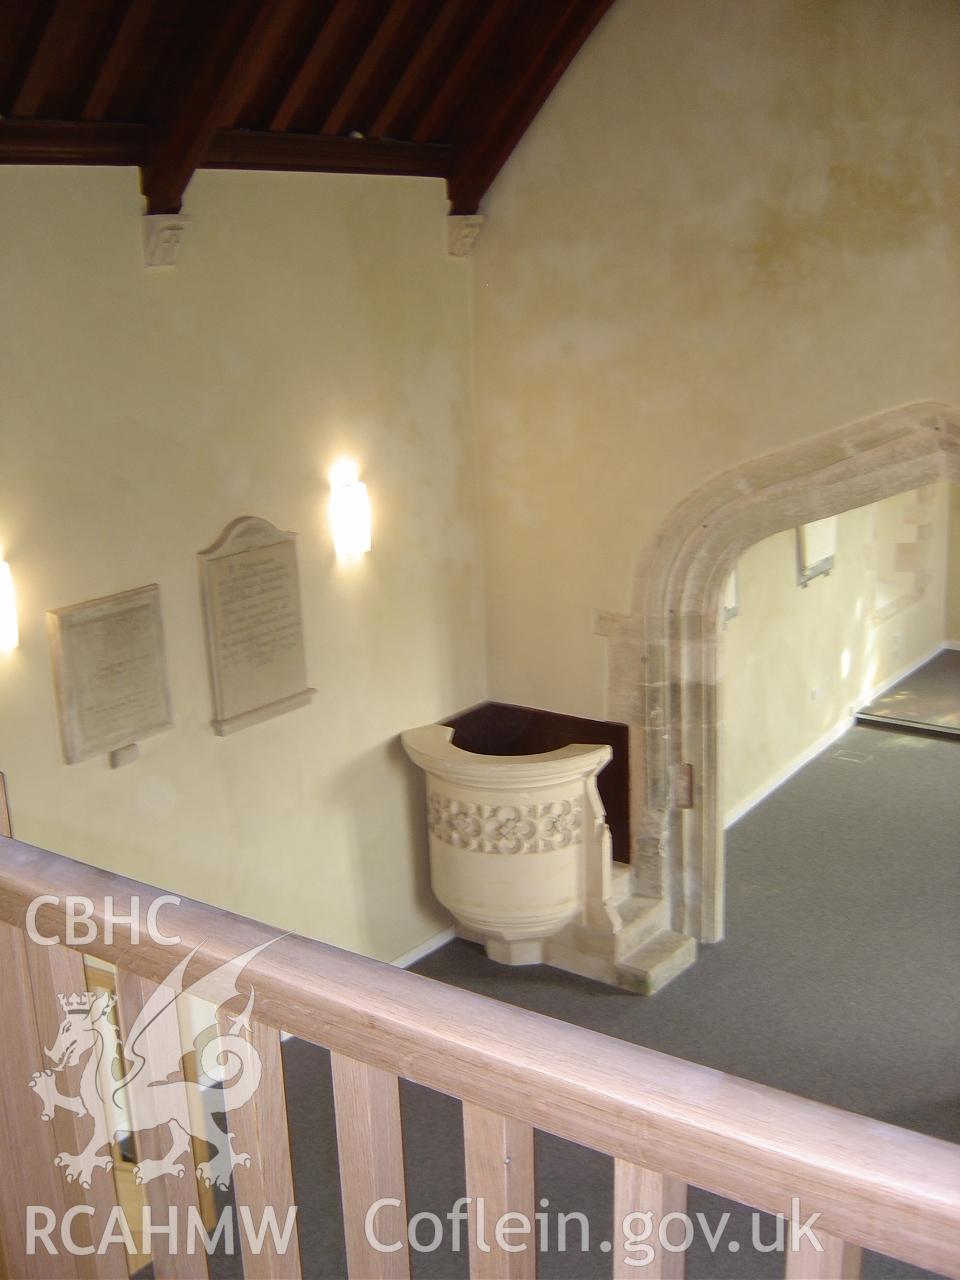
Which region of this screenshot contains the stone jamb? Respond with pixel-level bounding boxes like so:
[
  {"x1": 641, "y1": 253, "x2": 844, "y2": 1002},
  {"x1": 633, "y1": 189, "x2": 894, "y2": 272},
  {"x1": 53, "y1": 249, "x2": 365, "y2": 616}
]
[{"x1": 599, "y1": 402, "x2": 960, "y2": 943}]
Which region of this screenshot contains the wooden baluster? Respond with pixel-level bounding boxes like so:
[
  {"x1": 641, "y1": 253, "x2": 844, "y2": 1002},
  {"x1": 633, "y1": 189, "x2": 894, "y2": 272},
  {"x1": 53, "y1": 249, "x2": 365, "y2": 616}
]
[
  {"x1": 0, "y1": 922, "x2": 80, "y2": 1278},
  {"x1": 613, "y1": 1159, "x2": 687, "y2": 1280},
  {"x1": 786, "y1": 1230, "x2": 862, "y2": 1278},
  {"x1": 114, "y1": 972, "x2": 209, "y2": 1279},
  {"x1": 462, "y1": 1104, "x2": 536, "y2": 1279},
  {"x1": 224, "y1": 1021, "x2": 301, "y2": 1278},
  {"x1": 24, "y1": 943, "x2": 129, "y2": 1279},
  {"x1": 330, "y1": 1053, "x2": 410, "y2": 1280},
  {"x1": 170, "y1": 993, "x2": 218, "y2": 1238}
]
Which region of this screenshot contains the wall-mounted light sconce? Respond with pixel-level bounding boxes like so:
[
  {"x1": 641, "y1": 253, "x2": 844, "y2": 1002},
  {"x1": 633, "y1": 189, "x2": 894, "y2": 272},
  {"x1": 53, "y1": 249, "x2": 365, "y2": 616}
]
[
  {"x1": 329, "y1": 459, "x2": 372, "y2": 561},
  {"x1": 0, "y1": 551, "x2": 19, "y2": 653}
]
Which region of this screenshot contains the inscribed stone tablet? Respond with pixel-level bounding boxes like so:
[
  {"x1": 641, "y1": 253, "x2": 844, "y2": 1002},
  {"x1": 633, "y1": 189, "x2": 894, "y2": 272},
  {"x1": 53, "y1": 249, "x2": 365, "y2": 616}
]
[
  {"x1": 199, "y1": 516, "x2": 314, "y2": 735},
  {"x1": 48, "y1": 585, "x2": 172, "y2": 764}
]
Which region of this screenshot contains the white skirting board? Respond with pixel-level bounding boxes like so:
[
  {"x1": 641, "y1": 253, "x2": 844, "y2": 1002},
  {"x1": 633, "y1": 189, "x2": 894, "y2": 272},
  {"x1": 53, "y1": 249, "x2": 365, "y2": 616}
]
[
  {"x1": 391, "y1": 927, "x2": 456, "y2": 969},
  {"x1": 724, "y1": 718, "x2": 854, "y2": 830},
  {"x1": 724, "y1": 641, "x2": 947, "y2": 829}
]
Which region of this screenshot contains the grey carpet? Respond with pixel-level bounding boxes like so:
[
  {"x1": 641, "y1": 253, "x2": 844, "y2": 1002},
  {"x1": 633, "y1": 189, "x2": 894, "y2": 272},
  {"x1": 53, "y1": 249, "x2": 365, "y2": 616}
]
[
  {"x1": 274, "y1": 724, "x2": 959, "y2": 1279},
  {"x1": 857, "y1": 649, "x2": 960, "y2": 735}
]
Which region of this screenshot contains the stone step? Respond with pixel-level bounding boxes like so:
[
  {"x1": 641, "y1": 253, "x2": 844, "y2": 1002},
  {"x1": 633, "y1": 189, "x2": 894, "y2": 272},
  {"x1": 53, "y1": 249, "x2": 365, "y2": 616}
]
[
  {"x1": 613, "y1": 893, "x2": 669, "y2": 959},
  {"x1": 616, "y1": 930, "x2": 697, "y2": 996}
]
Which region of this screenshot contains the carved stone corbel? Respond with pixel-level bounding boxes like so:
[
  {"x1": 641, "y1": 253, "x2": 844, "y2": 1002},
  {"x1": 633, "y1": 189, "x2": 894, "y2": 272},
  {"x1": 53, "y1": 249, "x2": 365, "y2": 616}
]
[
  {"x1": 447, "y1": 213, "x2": 485, "y2": 258},
  {"x1": 142, "y1": 213, "x2": 188, "y2": 268}
]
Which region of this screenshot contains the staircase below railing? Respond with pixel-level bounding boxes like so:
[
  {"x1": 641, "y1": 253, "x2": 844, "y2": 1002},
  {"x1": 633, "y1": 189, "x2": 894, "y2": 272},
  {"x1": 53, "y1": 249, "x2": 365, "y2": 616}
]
[{"x1": 0, "y1": 833, "x2": 957, "y2": 1279}]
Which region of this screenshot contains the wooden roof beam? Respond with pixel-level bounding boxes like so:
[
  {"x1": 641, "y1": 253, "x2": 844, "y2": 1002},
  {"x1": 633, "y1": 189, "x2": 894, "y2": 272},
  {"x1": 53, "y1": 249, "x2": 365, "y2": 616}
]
[
  {"x1": 321, "y1": 0, "x2": 421, "y2": 137},
  {"x1": 268, "y1": 0, "x2": 356, "y2": 133},
  {"x1": 410, "y1": 0, "x2": 515, "y2": 143},
  {"x1": 0, "y1": 119, "x2": 148, "y2": 165},
  {"x1": 447, "y1": 0, "x2": 616, "y2": 214},
  {"x1": 10, "y1": 0, "x2": 77, "y2": 118},
  {"x1": 141, "y1": 0, "x2": 306, "y2": 215},
  {"x1": 206, "y1": 129, "x2": 454, "y2": 178},
  {"x1": 369, "y1": 0, "x2": 470, "y2": 139},
  {"x1": 82, "y1": 0, "x2": 157, "y2": 122},
  {"x1": 0, "y1": 120, "x2": 454, "y2": 180}
]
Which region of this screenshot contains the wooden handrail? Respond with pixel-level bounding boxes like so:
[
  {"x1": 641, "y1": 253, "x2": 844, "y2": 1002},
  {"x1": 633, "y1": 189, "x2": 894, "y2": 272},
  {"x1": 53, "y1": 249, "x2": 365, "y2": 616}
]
[{"x1": 1, "y1": 834, "x2": 958, "y2": 1277}]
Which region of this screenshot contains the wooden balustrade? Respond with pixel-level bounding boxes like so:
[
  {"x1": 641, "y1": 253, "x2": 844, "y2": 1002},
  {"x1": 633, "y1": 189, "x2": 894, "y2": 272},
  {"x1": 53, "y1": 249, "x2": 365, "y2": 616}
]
[
  {"x1": 462, "y1": 1105, "x2": 536, "y2": 1280},
  {"x1": 0, "y1": 832, "x2": 958, "y2": 1280}
]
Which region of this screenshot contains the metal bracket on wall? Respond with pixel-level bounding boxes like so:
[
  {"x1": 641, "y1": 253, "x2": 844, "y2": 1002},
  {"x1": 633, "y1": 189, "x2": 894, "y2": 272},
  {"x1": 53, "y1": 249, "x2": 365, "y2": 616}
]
[{"x1": 672, "y1": 763, "x2": 694, "y2": 810}]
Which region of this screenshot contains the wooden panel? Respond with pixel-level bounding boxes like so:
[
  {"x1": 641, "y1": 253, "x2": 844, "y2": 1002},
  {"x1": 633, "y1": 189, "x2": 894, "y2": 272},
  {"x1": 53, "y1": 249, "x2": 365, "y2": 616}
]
[
  {"x1": 114, "y1": 972, "x2": 208, "y2": 1280},
  {"x1": 1, "y1": 836, "x2": 958, "y2": 1278},
  {"x1": 10, "y1": 0, "x2": 75, "y2": 117},
  {"x1": 269, "y1": 0, "x2": 357, "y2": 132},
  {"x1": 226, "y1": 1021, "x2": 301, "y2": 1279},
  {"x1": 462, "y1": 1105, "x2": 535, "y2": 1279},
  {"x1": 446, "y1": 701, "x2": 631, "y2": 863},
  {"x1": 613, "y1": 1160, "x2": 686, "y2": 1280},
  {"x1": 25, "y1": 944, "x2": 129, "y2": 1280},
  {"x1": 330, "y1": 1054, "x2": 410, "y2": 1280},
  {"x1": 321, "y1": 0, "x2": 421, "y2": 137},
  {"x1": 217, "y1": 0, "x2": 316, "y2": 131},
  {"x1": 0, "y1": 922, "x2": 79, "y2": 1278},
  {"x1": 786, "y1": 1230, "x2": 862, "y2": 1279},
  {"x1": 411, "y1": 0, "x2": 516, "y2": 141},
  {"x1": 82, "y1": 0, "x2": 157, "y2": 121},
  {"x1": 369, "y1": 0, "x2": 471, "y2": 138}
]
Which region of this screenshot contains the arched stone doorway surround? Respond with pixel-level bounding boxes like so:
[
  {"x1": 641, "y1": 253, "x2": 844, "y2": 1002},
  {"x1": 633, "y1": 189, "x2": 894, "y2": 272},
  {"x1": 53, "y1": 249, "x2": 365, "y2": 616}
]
[{"x1": 597, "y1": 402, "x2": 960, "y2": 946}]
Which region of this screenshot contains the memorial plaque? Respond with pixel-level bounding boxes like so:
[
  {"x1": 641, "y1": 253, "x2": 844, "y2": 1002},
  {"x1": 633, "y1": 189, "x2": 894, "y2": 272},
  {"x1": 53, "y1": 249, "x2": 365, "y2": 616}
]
[
  {"x1": 199, "y1": 516, "x2": 314, "y2": 736},
  {"x1": 48, "y1": 585, "x2": 172, "y2": 764}
]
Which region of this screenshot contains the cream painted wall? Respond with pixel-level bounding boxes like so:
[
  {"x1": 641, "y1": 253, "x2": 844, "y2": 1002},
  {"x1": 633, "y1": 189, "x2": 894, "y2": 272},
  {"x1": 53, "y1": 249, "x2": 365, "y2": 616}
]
[
  {"x1": 471, "y1": 0, "x2": 960, "y2": 719},
  {"x1": 948, "y1": 485, "x2": 960, "y2": 642},
  {"x1": 0, "y1": 167, "x2": 485, "y2": 961},
  {"x1": 720, "y1": 484, "x2": 949, "y2": 821}
]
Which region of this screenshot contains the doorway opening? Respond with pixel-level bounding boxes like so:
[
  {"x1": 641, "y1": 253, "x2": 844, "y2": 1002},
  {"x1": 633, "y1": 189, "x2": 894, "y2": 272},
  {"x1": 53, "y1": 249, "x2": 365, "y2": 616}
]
[{"x1": 600, "y1": 401, "x2": 960, "y2": 944}]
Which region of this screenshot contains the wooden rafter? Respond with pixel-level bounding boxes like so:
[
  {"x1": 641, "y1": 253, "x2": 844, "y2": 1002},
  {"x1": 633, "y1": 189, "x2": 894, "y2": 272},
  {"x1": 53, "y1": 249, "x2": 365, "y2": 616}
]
[
  {"x1": 448, "y1": 0, "x2": 616, "y2": 213},
  {"x1": 410, "y1": 0, "x2": 516, "y2": 142},
  {"x1": 0, "y1": 0, "x2": 613, "y2": 219},
  {"x1": 369, "y1": 0, "x2": 469, "y2": 139},
  {"x1": 321, "y1": 0, "x2": 420, "y2": 137},
  {"x1": 82, "y1": 0, "x2": 156, "y2": 122},
  {"x1": 10, "y1": 0, "x2": 76, "y2": 118},
  {"x1": 141, "y1": 0, "x2": 307, "y2": 214},
  {"x1": 269, "y1": 0, "x2": 357, "y2": 133}
]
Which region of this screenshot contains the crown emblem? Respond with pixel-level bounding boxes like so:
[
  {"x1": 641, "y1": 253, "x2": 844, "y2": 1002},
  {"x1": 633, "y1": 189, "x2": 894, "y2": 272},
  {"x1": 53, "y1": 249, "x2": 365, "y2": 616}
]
[
  {"x1": 58, "y1": 992, "x2": 116, "y2": 1016},
  {"x1": 59, "y1": 993, "x2": 94, "y2": 1013}
]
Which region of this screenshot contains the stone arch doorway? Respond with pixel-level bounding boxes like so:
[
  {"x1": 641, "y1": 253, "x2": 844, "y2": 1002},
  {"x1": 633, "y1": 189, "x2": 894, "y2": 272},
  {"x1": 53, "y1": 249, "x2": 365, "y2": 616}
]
[{"x1": 599, "y1": 402, "x2": 960, "y2": 946}]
